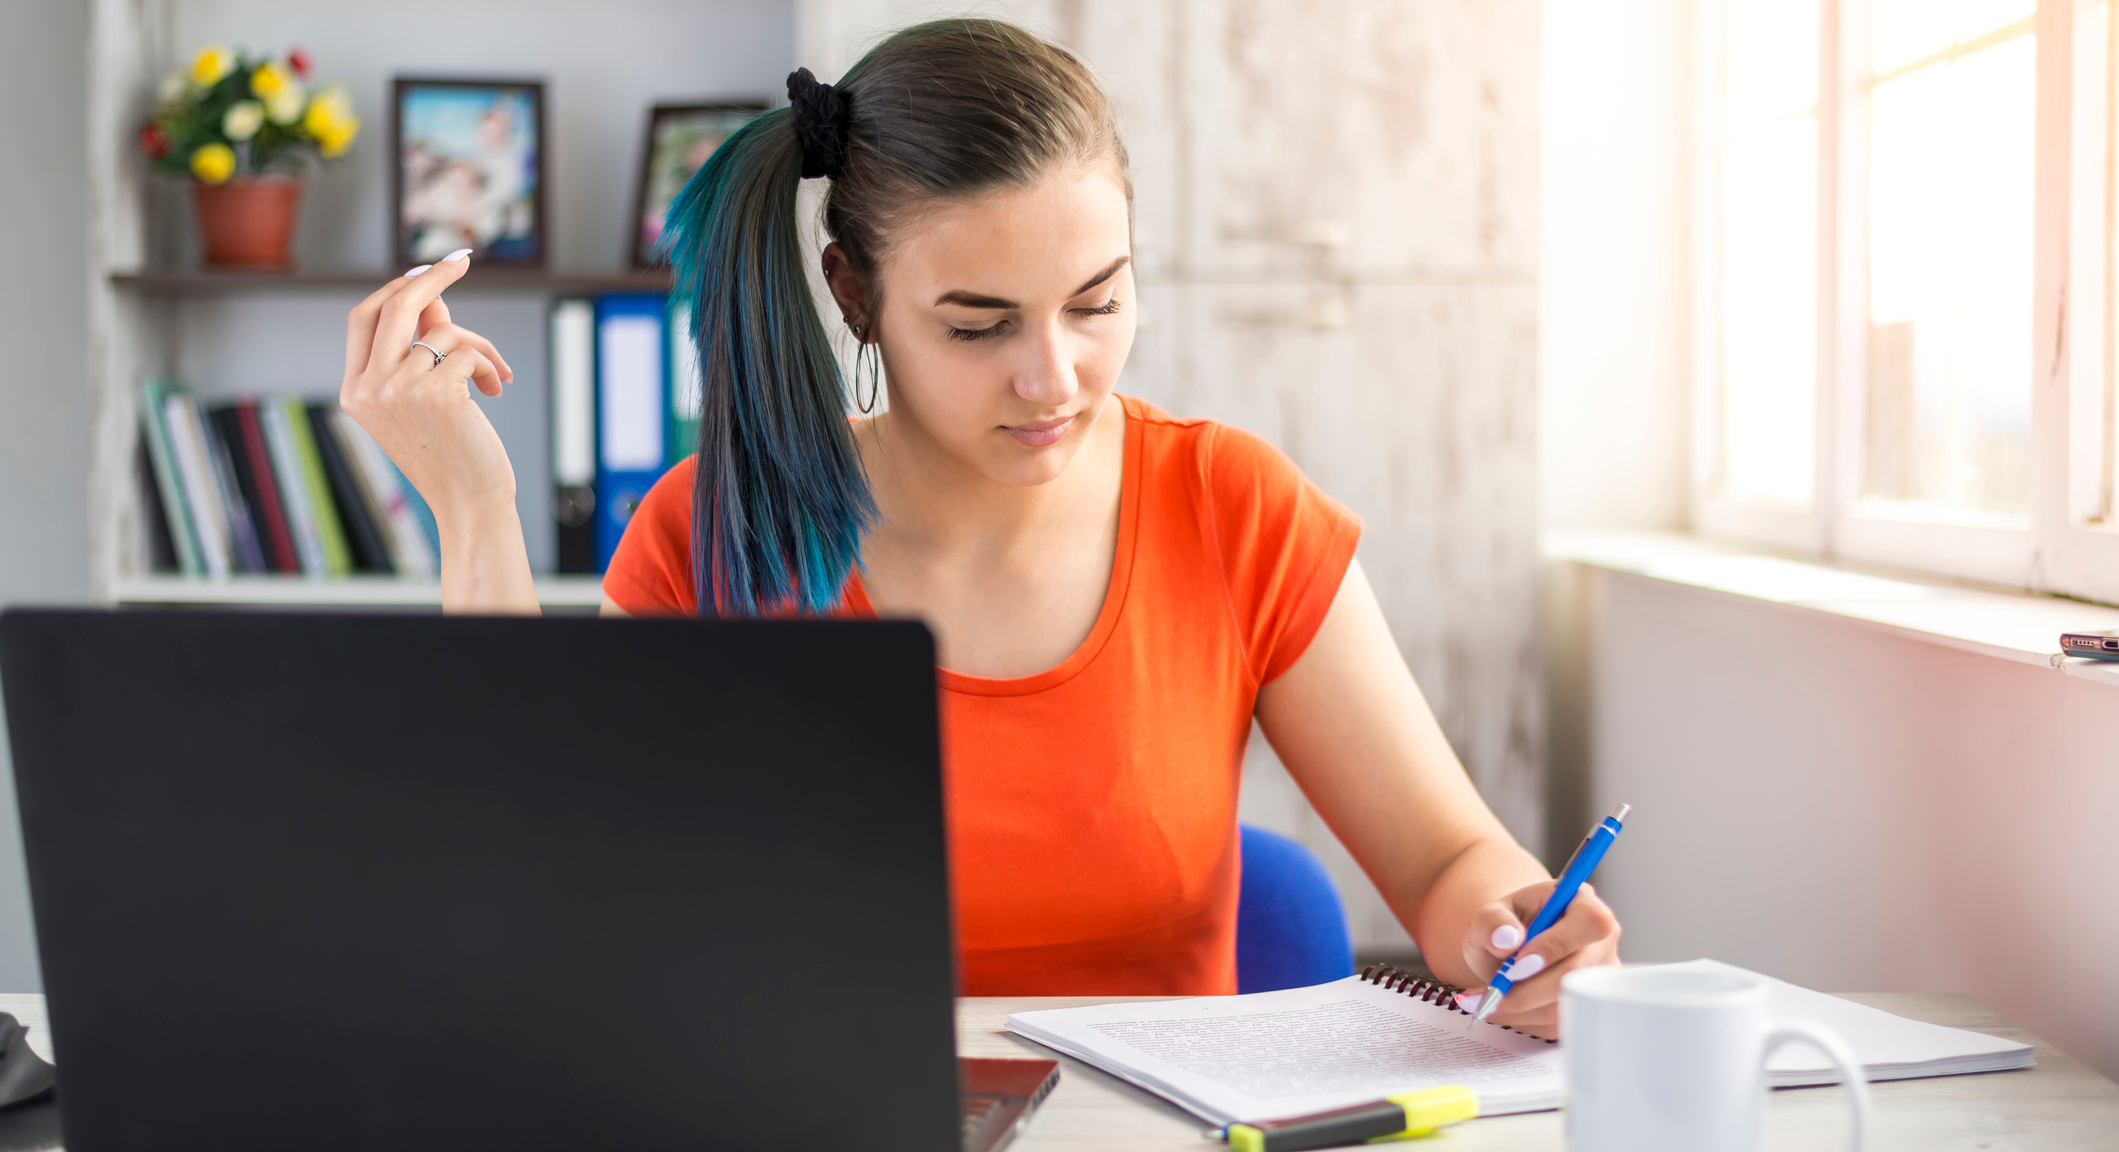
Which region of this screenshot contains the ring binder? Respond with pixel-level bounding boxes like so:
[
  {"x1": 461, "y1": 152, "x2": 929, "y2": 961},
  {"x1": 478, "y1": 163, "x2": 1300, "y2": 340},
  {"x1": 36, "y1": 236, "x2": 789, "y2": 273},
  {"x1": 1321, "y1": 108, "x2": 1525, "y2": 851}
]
[{"x1": 1357, "y1": 963, "x2": 1557, "y2": 1044}]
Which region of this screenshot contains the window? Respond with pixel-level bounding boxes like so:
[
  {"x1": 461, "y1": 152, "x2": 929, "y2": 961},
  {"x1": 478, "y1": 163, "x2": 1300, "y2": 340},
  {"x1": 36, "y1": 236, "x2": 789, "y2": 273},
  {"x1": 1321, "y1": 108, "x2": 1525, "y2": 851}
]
[
  {"x1": 1695, "y1": 0, "x2": 2119, "y2": 602},
  {"x1": 1714, "y1": 0, "x2": 1819, "y2": 508},
  {"x1": 1862, "y1": 1, "x2": 2035, "y2": 520}
]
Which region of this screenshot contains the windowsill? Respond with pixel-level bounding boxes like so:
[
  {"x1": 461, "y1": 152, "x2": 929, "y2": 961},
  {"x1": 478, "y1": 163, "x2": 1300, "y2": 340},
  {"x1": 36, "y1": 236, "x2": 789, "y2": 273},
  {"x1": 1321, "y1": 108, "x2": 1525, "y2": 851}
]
[{"x1": 1543, "y1": 530, "x2": 2119, "y2": 688}]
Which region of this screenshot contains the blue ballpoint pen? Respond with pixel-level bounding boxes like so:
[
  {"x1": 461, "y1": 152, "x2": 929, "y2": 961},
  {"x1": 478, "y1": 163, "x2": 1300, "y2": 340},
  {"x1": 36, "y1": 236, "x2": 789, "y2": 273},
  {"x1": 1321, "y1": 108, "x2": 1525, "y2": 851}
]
[{"x1": 1472, "y1": 802, "x2": 1630, "y2": 1023}]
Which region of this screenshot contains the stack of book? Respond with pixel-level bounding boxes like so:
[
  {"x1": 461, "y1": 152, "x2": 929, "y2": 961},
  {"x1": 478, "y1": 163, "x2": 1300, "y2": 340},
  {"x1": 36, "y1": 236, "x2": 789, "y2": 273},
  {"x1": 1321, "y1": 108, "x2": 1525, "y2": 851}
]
[{"x1": 138, "y1": 378, "x2": 440, "y2": 580}]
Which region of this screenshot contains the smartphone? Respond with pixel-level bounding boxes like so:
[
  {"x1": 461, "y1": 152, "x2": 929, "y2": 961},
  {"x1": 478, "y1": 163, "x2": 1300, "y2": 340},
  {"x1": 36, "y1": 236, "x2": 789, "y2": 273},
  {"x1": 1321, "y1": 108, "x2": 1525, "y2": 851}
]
[{"x1": 2060, "y1": 629, "x2": 2119, "y2": 660}]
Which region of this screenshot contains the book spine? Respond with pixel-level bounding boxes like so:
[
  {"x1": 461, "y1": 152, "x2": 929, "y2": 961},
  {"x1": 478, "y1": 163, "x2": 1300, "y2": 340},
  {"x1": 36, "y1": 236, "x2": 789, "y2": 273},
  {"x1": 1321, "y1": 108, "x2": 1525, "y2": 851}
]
[
  {"x1": 666, "y1": 296, "x2": 701, "y2": 466},
  {"x1": 261, "y1": 400, "x2": 328, "y2": 575},
  {"x1": 232, "y1": 401, "x2": 300, "y2": 573},
  {"x1": 135, "y1": 438, "x2": 179, "y2": 572},
  {"x1": 164, "y1": 395, "x2": 232, "y2": 579},
  {"x1": 209, "y1": 407, "x2": 270, "y2": 571},
  {"x1": 280, "y1": 398, "x2": 352, "y2": 577},
  {"x1": 138, "y1": 378, "x2": 203, "y2": 576},
  {"x1": 594, "y1": 293, "x2": 671, "y2": 572},
  {"x1": 306, "y1": 403, "x2": 392, "y2": 574},
  {"x1": 551, "y1": 297, "x2": 598, "y2": 574},
  {"x1": 198, "y1": 410, "x2": 267, "y2": 574},
  {"x1": 330, "y1": 409, "x2": 436, "y2": 579}
]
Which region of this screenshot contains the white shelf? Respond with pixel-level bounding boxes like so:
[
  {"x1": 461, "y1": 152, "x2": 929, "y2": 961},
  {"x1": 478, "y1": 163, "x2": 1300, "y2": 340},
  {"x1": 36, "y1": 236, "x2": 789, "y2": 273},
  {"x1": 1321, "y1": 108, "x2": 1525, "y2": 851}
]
[
  {"x1": 1544, "y1": 529, "x2": 2119, "y2": 687},
  {"x1": 109, "y1": 575, "x2": 606, "y2": 609}
]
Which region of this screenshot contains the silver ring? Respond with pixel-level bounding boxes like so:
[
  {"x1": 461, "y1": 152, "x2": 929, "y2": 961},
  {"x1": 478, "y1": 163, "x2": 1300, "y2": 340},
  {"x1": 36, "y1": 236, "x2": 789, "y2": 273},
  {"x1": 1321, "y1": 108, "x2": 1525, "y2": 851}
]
[{"x1": 410, "y1": 340, "x2": 447, "y2": 367}]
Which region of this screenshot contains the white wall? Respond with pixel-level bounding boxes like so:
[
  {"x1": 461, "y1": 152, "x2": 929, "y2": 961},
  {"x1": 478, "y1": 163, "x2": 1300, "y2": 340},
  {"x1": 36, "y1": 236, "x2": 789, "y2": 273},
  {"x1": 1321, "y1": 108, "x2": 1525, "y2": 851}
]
[
  {"x1": 1569, "y1": 564, "x2": 2119, "y2": 1081},
  {"x1": 0, "y1": 0, "x2": 94, "y2": 993}
]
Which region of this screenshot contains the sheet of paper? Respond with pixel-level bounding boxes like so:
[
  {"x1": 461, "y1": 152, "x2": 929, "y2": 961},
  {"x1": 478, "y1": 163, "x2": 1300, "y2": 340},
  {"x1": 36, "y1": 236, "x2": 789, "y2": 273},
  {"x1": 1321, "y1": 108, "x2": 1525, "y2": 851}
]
[
  {"x1": 1665, "y1": 961, "x2": 2033, "y2": 1083},
  {"x1": 1008, "y1": 976, "x2": 1561, "y2": 1124}
]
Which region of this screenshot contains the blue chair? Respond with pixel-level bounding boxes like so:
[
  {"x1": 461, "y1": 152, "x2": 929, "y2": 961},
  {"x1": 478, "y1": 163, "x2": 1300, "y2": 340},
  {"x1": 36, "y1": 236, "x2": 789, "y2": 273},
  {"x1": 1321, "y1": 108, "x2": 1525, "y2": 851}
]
[{"x1": 1236, "y1": 824, "x2": 1355, "y2": 992}]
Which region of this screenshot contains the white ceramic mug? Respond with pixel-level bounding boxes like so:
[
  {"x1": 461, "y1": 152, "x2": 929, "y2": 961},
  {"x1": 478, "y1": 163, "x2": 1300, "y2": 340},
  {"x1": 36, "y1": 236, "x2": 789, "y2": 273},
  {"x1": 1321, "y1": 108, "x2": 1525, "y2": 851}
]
[{"x1": 1561, "y1": 964, "x2": 1870, "y2": 1152}]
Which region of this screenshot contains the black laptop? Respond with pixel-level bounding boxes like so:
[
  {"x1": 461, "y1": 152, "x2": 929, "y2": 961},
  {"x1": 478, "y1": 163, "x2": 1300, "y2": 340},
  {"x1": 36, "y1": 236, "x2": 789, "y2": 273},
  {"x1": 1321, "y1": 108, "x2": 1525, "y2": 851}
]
[{"x1": 0, "y1": 610, "x2": 1054, "y2": 1152}]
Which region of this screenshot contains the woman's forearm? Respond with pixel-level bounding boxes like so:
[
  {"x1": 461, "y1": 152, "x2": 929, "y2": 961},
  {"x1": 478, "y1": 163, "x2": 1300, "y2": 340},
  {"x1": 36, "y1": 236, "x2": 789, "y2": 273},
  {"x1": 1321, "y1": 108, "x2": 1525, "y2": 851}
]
[{"x1": 436, "y1": 503, "x2": 541, "y2": 615}]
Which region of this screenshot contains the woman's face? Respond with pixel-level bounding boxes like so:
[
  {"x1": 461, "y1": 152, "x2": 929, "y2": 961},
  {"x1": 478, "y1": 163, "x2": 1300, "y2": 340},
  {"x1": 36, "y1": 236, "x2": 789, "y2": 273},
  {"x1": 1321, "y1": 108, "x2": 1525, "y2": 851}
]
[{"x1": 849, "y1": 164, "x2": 1136, "y2": 489}]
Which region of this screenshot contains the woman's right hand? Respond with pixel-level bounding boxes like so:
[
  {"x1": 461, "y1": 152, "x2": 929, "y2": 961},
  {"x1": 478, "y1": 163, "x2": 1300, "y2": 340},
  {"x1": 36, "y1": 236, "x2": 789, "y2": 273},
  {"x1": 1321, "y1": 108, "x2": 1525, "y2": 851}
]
[{"x1": 338, "y1": 251, "x2": 518, "y2": 532}]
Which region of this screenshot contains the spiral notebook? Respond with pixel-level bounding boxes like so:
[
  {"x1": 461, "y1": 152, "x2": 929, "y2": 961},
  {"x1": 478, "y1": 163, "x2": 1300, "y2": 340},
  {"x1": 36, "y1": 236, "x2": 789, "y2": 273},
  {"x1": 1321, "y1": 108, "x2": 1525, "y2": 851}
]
[
  {"x1": 1005, "y1": 959, "x2": 2034, "y2": 1125},
  {"x1": 1007, "y1": 964, "x2": 1564, "y2": 1123}
]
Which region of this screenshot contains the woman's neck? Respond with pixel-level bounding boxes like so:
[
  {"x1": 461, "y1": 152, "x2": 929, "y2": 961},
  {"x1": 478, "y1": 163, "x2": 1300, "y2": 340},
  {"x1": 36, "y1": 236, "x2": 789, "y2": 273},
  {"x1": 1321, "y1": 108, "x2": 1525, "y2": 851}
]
[{"x1": 854, "y1": 394, "x2": 1126, "y2": 558}]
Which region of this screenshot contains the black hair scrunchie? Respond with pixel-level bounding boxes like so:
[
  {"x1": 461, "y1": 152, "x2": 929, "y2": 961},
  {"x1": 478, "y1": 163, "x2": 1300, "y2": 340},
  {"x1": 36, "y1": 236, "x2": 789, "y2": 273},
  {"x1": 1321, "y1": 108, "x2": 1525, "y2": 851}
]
[{"x1": 786, "y1": 67, "x2": 851, "y2": 180}]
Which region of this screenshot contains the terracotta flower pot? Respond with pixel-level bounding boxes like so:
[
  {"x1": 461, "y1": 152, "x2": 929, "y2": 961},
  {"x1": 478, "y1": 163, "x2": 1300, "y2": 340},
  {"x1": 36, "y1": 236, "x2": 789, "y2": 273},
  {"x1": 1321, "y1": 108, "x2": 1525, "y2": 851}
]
[{"x1": 191, "y1": 177, "x2": 304, "y2": 270}]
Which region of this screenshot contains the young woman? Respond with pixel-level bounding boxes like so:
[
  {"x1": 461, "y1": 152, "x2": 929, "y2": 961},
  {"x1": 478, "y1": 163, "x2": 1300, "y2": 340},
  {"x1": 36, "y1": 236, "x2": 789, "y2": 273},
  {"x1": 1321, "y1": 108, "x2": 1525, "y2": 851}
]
[{"x1": 339, "y1": 18, "x2": 1618, "y2": 1033}]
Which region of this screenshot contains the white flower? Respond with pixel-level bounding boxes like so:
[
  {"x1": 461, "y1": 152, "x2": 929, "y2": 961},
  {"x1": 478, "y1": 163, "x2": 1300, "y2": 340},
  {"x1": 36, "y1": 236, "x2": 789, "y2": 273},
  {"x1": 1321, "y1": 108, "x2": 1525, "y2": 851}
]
[
  {"x1": 158, "y1": 68, "x2": 189, "y2": 105},
  {"x1": 222, "y1": 100, "x2": 264, "y2": 142},
  {"x1": 266, "y1": 82, "x2": 306, "y2": 126}
]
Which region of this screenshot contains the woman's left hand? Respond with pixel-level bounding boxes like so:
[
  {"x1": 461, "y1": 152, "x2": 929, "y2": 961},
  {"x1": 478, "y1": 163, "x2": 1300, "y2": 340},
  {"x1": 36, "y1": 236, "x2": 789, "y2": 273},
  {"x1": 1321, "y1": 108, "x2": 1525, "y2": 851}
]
[{"x1": 1453, "y1": 881, "x2": 1621, "y2": 1037}]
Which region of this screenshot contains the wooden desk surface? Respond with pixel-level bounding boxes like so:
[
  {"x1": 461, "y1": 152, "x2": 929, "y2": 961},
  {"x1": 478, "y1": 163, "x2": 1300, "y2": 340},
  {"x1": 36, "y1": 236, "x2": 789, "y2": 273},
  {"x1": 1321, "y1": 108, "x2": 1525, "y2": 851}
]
[{"x1": 960, "y1": 993, "x2": 2119, "y2": 1151}]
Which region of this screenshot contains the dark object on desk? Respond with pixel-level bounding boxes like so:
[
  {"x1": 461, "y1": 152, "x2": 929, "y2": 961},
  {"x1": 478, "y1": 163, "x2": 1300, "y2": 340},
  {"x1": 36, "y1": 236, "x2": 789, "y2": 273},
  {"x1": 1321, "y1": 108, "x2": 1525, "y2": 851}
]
[
  {"x1": 2061, "y1": 629, "x2": 2119, "y2": 660},
  {"x1": 0, "y1": 1013, "x2": 59, "y2": 1152},
  {"x1": 961, "y1": 1058, "x2": 1059, "y2": 1152},
  {"x1": 0, "y1": 610, "x2": 967, "y2": 1152}
]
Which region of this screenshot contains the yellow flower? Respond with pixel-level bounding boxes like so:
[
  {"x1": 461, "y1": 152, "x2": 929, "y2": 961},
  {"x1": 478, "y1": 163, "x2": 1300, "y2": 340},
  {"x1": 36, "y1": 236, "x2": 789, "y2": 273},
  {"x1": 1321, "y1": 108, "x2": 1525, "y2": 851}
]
[
  {"x1": 317, "y1": 115, "x2": 360, "y2": 158},
  {"x1": 250, "y1": 61, "x2": 292, "y2": 101},
  {"x1": 300, "y1": 88, "x2": 346, "y2": 136},
  {"x1": 190, "y1": 45, "x2": 234, "y2": 88},
  {"x1": 222, "y1": 100, "x2": 264, "y2": 142},
  {"x1": 301, "y1": 87, "x2": 359, "y2": 156},
  {"x1": 190, "y1": 142, "x2": 235, "y2": 184},
  {"x1": 266, "y1": 83, "x2": 306, "y2": 126}
]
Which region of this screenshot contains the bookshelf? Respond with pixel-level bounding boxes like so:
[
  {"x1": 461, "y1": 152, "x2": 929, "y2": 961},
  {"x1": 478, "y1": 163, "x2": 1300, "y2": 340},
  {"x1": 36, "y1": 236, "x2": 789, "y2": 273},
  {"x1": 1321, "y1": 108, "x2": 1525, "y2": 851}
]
[
  {"x1": 109, "y1": 574, "x2": 606, "y2": 611},
  {"x1": 110, "y1": 269, "x2": 673, "y2": 296},
  {"x1": 82, "y1": 0, "x2": 787, "y2": 609}
]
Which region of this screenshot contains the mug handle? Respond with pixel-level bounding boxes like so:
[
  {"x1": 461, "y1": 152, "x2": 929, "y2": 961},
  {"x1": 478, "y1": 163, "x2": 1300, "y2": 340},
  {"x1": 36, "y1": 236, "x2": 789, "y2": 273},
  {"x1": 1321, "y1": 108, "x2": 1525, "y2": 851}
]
[{"x1": 1763, "y1": 1020, "x2": 1872, "y2": 1152}]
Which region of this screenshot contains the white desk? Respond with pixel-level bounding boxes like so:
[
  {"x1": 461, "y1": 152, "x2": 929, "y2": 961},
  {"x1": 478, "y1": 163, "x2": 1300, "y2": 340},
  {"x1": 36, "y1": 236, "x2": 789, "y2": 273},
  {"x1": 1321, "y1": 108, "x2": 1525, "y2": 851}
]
[
  {"x1": 961, "y1": 994, "x2": 2119, "y2": 1151},
  {"x1": 5, "y1": 991, "x2": 2113, "y2": 1148}
]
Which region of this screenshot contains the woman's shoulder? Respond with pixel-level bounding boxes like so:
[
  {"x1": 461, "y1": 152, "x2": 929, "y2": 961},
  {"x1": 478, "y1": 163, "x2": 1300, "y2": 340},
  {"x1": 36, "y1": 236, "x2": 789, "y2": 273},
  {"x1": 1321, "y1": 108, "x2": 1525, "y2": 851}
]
[
  {"x1": 602, "y1": 457, "x2": 698, "y2": 616},
  {"x1": 1120, "y1": 395, "x2": 1329, "y2": 504},
  {"x1": 1121, "y1": 394, "x2": 1360, "y2": 683}
]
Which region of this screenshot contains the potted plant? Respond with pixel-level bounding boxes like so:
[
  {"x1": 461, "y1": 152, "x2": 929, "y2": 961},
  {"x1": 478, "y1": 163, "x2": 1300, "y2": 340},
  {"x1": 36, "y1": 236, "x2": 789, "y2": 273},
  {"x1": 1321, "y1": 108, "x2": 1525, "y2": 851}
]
[{"x1": 139, "y1": 45, "x2": 360, "y2": 270}]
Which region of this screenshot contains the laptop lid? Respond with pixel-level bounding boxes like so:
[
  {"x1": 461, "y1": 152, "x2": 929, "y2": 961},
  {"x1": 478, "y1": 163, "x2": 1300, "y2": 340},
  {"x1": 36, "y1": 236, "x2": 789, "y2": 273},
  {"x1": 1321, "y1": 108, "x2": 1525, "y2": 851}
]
[{"x1": 0, "y1": 610, "x2": 960, "y2": 1152}]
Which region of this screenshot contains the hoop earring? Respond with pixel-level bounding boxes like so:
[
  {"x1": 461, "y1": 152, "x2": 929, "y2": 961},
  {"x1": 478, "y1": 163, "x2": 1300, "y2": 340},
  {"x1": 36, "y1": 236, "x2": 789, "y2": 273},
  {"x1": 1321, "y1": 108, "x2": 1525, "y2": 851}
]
[{"x1": 853, "y1": 336, "x2": 882, "y2": 414}]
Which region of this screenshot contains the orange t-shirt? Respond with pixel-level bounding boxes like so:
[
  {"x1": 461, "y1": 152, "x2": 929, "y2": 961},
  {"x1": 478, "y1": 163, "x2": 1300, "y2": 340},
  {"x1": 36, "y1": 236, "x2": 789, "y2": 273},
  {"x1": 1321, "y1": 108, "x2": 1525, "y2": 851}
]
[{"x1": 602, "y1": 395, "x2": 1360, "y2": 995}]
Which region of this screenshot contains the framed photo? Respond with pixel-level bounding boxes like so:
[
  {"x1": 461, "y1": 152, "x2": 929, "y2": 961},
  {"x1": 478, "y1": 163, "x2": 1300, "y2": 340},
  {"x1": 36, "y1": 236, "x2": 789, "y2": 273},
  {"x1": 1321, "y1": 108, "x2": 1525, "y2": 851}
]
[
  {"x1": 392, "y1": 78, "x2": 547, "y2": 267},
  {"x1": 630, "y1": 102, "x2": 767, "y2": 267}
]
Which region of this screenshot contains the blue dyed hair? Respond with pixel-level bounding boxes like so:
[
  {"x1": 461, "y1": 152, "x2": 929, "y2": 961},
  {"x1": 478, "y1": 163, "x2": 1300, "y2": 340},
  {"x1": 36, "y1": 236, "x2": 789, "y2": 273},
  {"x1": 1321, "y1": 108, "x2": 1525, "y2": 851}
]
[{"x1": 659, "y1": 18, "x2": 1126, "y2": 615}]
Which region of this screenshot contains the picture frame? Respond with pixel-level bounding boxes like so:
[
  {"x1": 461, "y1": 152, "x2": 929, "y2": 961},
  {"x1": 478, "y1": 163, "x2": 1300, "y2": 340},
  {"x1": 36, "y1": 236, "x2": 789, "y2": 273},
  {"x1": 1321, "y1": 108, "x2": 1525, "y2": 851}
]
[
  {"x1": 391, "y1": 77, "x2": 548, "y2": 267},
  {"x1": 629, "y1": 102, "x2": 768, "y2": 268}
]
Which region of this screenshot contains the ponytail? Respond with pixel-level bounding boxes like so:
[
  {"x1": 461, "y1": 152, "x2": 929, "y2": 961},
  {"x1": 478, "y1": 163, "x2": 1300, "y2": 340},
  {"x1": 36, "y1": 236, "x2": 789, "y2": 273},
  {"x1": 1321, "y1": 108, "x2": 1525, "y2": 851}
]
[
  {"x1": 661, "y1": 18, "x2": 1125, "y2": 617},
  {"x1": 660, "y1": 108, "x2": 873, "y2": 616}
]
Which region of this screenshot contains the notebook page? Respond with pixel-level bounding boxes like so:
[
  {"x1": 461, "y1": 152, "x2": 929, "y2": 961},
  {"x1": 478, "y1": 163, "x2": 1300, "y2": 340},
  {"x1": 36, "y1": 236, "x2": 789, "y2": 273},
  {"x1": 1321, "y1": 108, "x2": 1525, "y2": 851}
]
[
  {"x1": 1667, "y1": 961, "x2": 2034, "y2": 1084},
  {"x1": 1007, "y1": 976, "x2": 1561, "y2": 1124}
]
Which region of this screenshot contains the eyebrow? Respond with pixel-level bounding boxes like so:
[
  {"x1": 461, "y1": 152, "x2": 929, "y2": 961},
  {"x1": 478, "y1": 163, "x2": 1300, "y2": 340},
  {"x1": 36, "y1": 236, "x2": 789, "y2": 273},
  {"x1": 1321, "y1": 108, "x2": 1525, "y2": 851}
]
[{"x1": 932, "y1": 256, "x2": 1132, "y2": 310}]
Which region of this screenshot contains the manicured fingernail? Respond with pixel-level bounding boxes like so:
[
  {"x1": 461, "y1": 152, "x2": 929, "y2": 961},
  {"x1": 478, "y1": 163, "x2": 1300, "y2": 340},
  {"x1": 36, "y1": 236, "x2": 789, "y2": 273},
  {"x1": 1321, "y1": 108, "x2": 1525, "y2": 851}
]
[
  {"x1": 1491, "y1": 924, "x2": 1524, "y2": 952},
  {"x1": 402, "y1": 265, "x2": 430, "y2": 277},
  {"x1": 1454, "y1": 991, "x2": 1483, "y2": 1012},
  {"x1": 442, "y1": 248, "x2": 472, "y2": 263},
  {"x1": 1509, "y1": 953, "x2": 1547, "y2": 980}
]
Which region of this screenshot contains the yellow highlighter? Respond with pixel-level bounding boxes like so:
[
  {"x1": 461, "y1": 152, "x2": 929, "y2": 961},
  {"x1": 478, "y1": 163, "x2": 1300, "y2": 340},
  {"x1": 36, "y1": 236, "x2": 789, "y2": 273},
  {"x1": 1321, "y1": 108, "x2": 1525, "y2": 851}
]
[{"x1": 1219, "y1": 1085, "x2": 1479, "y2": 1152}]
